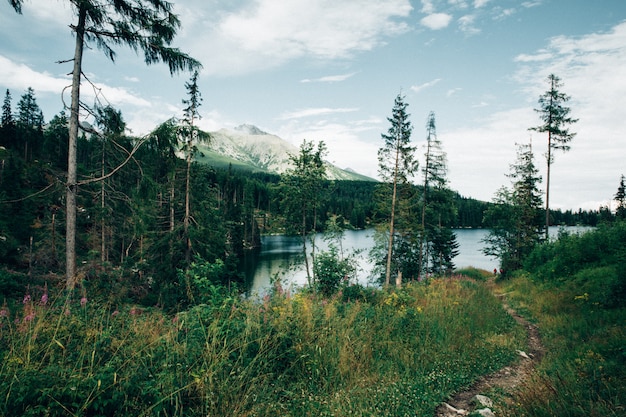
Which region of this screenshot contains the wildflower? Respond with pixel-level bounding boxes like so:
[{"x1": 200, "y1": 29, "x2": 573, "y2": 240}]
[
  {"x1": 80, "y1": 297, "x2": 88, "y2": 307},
  {"x1": 111, "y1": 310, "x2": 119, "y2": 317},
  {"x1": 24, "y1": 312, "x2": 35, "y2": 322},
  {"x1": 0, "y1": 307, "x2": 8, "y2": 318},
  {"x1": 41, "y1": 284, "x2": 49, "y2": 305},
  {"x1": 23, "y1": 294, "x2": 31, "y2": 304}
]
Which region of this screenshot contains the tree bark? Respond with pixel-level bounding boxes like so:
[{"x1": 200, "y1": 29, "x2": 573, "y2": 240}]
[{"x1": 66, "y1": 5, "x2": 87, "y2": 290}]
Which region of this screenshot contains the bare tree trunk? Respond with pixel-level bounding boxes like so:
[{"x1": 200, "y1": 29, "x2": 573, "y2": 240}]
[
  {"x1": 385, "y1": 147, "x2": 400, "y2": 287},
  {"x1": 66, "y1": 6, "x2": 87, "y2": 290},
  {"x1": 184, "y1": 147, "x2": 192, "y2": 263},
  {"x1": 545, "y1": 132, "x2": 552, "y2": 241}
]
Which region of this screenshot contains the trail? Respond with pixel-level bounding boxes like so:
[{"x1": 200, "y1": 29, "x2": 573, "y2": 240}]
[{"x1": 434, "y1": 284, "x2": 545, "y2": 416}]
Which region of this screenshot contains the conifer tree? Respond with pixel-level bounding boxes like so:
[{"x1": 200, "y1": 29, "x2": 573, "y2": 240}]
[
  {"x1": 16, "y1": 87, "x2": 44, "y2": 161},
  {"x1": 281, "y1": 140, "x2": 328, "y2": 286},
  {"x1": 483, "y1": 142, "x2": 543, "y2": 271},
  {"x1": 419, "y1": 112, "x2": 457, "y2": 276},
  {"x1": 7, "y1": 0, "x2": 201, "y2": 289},
  {"x1": 530, "y1": 74, "x2": 577, "y2": 238},
  {"x1": 377, "y1": 94, "x2": 418, "y2": 286},
  {"x1": 615, "y1": 174, "x2": 626, "y2": 220}
]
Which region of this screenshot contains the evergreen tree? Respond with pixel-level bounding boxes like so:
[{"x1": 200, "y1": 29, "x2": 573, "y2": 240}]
[
  {"x1": 530, "y1": 74, "x2": 577, "y2": 238},
  {"x1": 483, "y1": 142, "x2": 543, "y2": 272},
  {"x1": 1, "y1": 89, "x2": 13, "y2": 127},
  {"x1": 180, "y1": 70, "x2": 209, "y2": 263},
  {"x1": 419, "y1": 112, "x2": 458, "y2": 276},
  {"x1": 7, "y1": 0, "x2": 201, "y2": 289},
  {"x1": 377, "y1": 94, "x2": 418, "y2": 286},
  {"x1": 0, "y1": 89, "x2": 17, "y2": 150},
  {"x1": 615, "y1": 174, "x2": 626, "y2": 220},
  {"x1": 16, "y1": 87, "x2": 44, "y2": 161},
  {"x1": 280, "y1": 140, "x2": 328, "y2": 286}
]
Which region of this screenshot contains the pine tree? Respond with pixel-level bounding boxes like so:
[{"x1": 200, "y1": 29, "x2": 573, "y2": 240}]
[
  {"x1": 377, "y1": 94, "x2": 418, "y2": 286},
  {"x1": 483, "y1": 142, "x2": 543, "y2": 272},
  {"x1": 281, "y1": 140, "x2": 328, "y2": 286},
  {"x1": 530, "y1": 74, "x2": 577, "y2": 238},
  {"x1": 180, "y1": 71, "x2": 209, "y2": 263},
  {"x1": 16, "y1": 87, "x2": 44, "y2": 161},
  {"x1": 419, "y1": 112, "x2": 457, "y2": 276},
  {"x1": 7, "y1": 0, "x2": 201, "y2": 289},
  {"x1": 615, "y1": 174, "x2": 626, "y2": 220}
]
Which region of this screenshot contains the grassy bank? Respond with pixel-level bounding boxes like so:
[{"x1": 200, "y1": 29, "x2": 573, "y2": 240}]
[
  {"x1": 0, "y1": 276, "x2": 525, "y2": 416},
  {"x1": 493, "y1": 222, "x2": 626, "y2": 416}
]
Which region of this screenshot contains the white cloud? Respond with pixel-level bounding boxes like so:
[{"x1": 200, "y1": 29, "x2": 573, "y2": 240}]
[
  {"x1": 301, "y1": 72, "x2": 357, "y2": 83},
  {"x1": 278, "y1": 107, "x2": 359, "y2": 121},
  {"x1": 420, "y1": 0, "x2": 435, "y2": 14},
  {"x1": 277, "y1": 119, "x2": 381, "y2": 178},
  {"x1": 185, "y1": 0, "x2": 413, "y2": 76},
  {"x1": 410, "y1": 78, "x2": 442, "y2": 93},
  {"x1": 474, "y1": 0, "x2": 490, "y2": 8},
  {"x1": 420, "y1": 13, "x2": 453, "y2": 30},
  {"x1": 0, "y1": 55, "x2": 68, "y2": 94},
  {"x1": 458, "y1": 14, "x2": 480, "y2": 35}
]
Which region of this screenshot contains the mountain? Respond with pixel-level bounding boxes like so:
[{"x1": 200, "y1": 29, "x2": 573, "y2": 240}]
[{"x1": 194, "y1": 124, "x2": 376, "y2": 182}]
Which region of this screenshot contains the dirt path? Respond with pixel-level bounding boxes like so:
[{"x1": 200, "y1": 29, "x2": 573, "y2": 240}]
[{"x1": 434, "y1": 288, "x2": 545, "y2": 416}]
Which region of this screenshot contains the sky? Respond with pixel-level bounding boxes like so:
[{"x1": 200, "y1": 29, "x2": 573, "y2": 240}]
[{"x1": 1, "y1": 0, "x2": 625, "y2": 211}]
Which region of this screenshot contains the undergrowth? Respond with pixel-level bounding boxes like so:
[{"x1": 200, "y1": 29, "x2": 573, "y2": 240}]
[
  {"x1": 0, "y1": 277, "x2": 524, "y2": 416},
  {"x1": 497, "y1": 221, "x2": 626, "y2": 416}
]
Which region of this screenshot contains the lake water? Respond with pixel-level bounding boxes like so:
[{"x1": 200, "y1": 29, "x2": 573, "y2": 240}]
[
  {"x1": 242, "y1": 226, "x2": 592, "y2": 294},
  {"x1": 243, "y1": 228, "x2": 495, "y2": 294}
]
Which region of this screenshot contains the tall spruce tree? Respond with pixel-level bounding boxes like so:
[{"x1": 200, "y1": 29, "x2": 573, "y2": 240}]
[
  {"x1": 16, "y1": 87, "x2": 44, "y2": 161},
  {"x1": 280, "y1": 140, "x2": 328, "y2": 286},
  {"x1": 377, "y1": 94, "x2": 418, "y2": 286},
  {"x1": 530, "y1": 74, "x2": 577, "y2": 239},
  {"x1": 483, "y1": 142, "x2": 543, "y2": 272},
  {"x1": 615, "y1": 174, "x2": 626, "y2": 220},
  {"x1": 420, "y1": 112, "x2": 457, "y2": 276},
  {"x1": 7, "y1": 0, "x2": 201, "y2": 289},
  {"x1": 180, "y1": 70, "x2": 209, "y2": 263}
]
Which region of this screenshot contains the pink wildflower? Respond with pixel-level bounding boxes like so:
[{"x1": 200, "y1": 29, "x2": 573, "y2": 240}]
[
  {"x1": 112, "y1": 310, "x2": 119, "y2": 317},
  {"x1": 0, "y1": 307, "x2": 8, "y2": 318},
  {"x1": 40, "y1": 293, "x2": 48, "y2": 306},
  {"x1": 80, "y1": 297, "x2": 88, "y2": 307},
  {"x1": 23, "y1": 294, "x2": 31, "y2": 304}
]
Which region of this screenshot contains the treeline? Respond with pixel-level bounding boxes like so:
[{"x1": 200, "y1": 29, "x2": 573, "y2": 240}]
[{"x1": 0, "y1": 87, "x2": 611, "y2": 306}]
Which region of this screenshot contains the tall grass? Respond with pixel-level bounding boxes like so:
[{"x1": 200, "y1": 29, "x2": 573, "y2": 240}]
[
  {"x1": 497, "y1": 221, "x2": 626, "y2": 416},
  {"x1": 0, "y1": 277, "x2": 526, "y2": 416}
]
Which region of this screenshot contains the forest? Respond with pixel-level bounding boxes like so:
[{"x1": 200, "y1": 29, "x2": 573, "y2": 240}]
[{"x1": 0, "y1": 85, "x2": 612, "y2": 308}]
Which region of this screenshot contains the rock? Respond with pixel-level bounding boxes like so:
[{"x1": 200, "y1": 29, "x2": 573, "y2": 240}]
[
  {"x1": 475, "y1": 408, "x2": 495, "y2": 417},
  {"x1": 441, "y1": 402, "x2": 468, "y2": 415},
  {"x1": 516, "y1": 349, "x2": 531, "y2": 359},
  {"x1": 471, "y1": 394, "x2": 493, "y2": 408}
]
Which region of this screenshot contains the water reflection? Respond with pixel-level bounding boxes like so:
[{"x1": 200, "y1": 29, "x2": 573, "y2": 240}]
[{"x1": 242, "y1": 226, "x2": 592, "y2": 294}]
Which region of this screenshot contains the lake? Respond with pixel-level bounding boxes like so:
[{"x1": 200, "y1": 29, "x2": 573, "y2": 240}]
[
  {"x1": 242, "y1": 226, "x2": 593, "y2": 294},
  {"x1": 243, "y1": 228, "x2": 495, "y2": 294}
]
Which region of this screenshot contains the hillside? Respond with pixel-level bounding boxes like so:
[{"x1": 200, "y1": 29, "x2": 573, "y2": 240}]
[{"x1": 195, "y1": 124, "x2": 376, "y2": 181}]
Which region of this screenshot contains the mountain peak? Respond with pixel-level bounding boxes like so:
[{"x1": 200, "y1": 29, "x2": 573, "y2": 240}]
[{"x1": 234, "y1": 124, "x2": 267, "y2": 135}]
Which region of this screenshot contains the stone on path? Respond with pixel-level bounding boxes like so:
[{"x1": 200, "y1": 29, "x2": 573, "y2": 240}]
[{"x1": 471, "y1": 394, "x2": 493, "y2": 408}]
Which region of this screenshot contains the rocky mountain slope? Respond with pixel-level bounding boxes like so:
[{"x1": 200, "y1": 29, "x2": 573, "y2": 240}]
[{"x1": 195, "y1": 124, "x2": 375, "y2": 182}]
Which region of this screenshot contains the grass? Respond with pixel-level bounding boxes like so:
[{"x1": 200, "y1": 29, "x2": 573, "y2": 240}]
[
  {"x1": 0, "y1": 276, "x2": 526, "y2": 416},
  {"x1": 495, "y1": 275, "x2": 625, "y2": 417}
]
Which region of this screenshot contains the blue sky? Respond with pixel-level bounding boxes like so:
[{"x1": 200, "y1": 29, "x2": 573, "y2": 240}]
[{"x1": 1, "y1": 0, "x2": 625, "y2": 211}]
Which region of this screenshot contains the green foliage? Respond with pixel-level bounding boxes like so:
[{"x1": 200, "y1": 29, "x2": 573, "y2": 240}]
[
  {"x1": 313, "y1": 246, "x2": 355, "y2": 297},
  {"x1": 500, "y1": 268, "x2": 625, "y2": 415},
  {"x1": 0, "y1": 278, "x2": 525, "y2": 416}
]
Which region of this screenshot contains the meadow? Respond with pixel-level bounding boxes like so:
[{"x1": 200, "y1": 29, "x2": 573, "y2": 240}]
[{"x1": 0, "y1": 272, "x2": 524, "y2": 416}]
